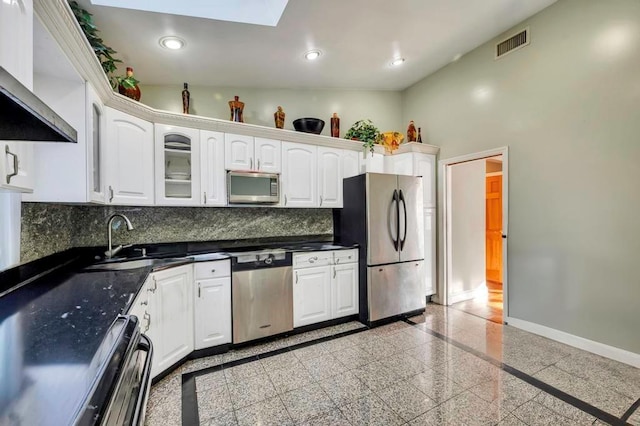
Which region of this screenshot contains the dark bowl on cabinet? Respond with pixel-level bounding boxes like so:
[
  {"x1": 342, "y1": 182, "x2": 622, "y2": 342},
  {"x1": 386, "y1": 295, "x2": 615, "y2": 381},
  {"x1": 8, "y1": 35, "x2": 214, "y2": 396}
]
[{"x1": 293, "y1": 118, "x2": 325, "y2": 134}]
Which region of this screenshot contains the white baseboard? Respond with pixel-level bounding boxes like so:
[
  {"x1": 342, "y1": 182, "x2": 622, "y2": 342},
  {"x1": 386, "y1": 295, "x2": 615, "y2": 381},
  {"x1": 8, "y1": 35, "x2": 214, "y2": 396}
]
[
  {"x1": 505, "y1": 316, "x2": 640, "y2": 368},
  {"x1": 448, "y1": 284, "x2": 487, "y2": 305}
]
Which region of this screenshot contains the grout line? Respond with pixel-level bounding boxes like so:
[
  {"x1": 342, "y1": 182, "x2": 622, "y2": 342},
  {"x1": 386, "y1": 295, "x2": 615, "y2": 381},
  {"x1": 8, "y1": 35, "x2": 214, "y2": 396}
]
[
  {"x1": 621, "y1": 397, "x2": 640, "y2": 423},
  {"x1": 180, "y1": 324, "x2": 369, "y2": 425},
  {"x1": 402, "y1": 318, "x2": 630, "y2": 426}
]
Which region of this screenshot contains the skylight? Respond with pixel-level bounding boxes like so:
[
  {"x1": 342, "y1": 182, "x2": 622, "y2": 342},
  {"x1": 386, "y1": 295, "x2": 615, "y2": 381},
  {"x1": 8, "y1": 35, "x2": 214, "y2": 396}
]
[{"x1": 89, "y1": 0, "x2": 289, "y2": 27}]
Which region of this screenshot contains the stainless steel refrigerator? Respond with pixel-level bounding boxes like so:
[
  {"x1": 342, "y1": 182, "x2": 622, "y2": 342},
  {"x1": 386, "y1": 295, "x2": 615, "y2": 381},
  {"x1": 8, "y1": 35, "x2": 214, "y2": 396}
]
[{"x1": 334, "y1": 173, "x2": 425, "y2": 324}]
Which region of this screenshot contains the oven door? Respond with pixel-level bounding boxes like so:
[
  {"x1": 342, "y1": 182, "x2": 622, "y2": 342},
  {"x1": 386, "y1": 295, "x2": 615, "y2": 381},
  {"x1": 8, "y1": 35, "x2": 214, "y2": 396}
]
[
  {"x1": 100, "y1": 334, "x2": 153, "y2": 426},
  {"x1": 227, "y1": 171, "x2": 279, "y2": 204}
]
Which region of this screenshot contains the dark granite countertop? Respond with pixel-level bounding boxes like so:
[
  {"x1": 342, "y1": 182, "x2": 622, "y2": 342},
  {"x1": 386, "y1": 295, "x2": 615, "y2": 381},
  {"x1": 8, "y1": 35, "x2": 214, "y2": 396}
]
[{"x1": 0, "y1": 238, "x2": 358, "y2": 424}]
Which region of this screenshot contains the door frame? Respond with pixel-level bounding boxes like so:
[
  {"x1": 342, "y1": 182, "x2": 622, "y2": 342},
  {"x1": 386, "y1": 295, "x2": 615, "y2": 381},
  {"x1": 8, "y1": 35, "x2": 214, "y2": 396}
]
[{"x1": 435, "y1": 147, "x2": 509, "y2": 318}]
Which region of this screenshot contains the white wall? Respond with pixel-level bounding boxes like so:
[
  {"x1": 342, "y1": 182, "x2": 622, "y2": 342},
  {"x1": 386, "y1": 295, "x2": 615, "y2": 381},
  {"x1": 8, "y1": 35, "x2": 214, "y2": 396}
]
[
  {"x1": 447, "y1": 160, "x2": 486, "y2": 302},
  {"x1": 403, "y1": 0, "x2": 640, "y2": 353},
  {"x1": 141, "y1": 85, "x2": 403, "y2": 138},
  {"x1": 0, "y1": 192, "x2": 21, "y2": 270}
]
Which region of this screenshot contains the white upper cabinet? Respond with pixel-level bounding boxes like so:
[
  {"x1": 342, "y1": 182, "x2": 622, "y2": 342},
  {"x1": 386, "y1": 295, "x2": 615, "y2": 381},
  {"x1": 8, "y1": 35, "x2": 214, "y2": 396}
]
[
  {"x1": 155, "y1": 124, "x2": 201, "y2": 206},
  {"x1": 224, "y1": 133, "x2": 254, "y2": 171},
  {"x1": 281, "y1": 142, "x2": 317, "y2": 208},
  {"x1": 414, "y1": 154, "x2": 436, "y2": 209},
  {"x1": 317, "y1": 147, "x2": 342, "y2": 208},
  {"x1": 87, "y1": 84, "x2": 105, "y2": 203},
  {"x1": 0, "y1": 0, "x2": 33, "y2": 89},
  {"x1": 201, "y1": 130, "x2": 226, "y2": 206},
  {"x1": 104, "y1": 107, "x2": 154, "y2": 205},
  {"x1": 342, "y1": 150, "x2": 361, "y2": 179},
  {"x1": 360, "y1": 152, "x2": 385, "y2": 174},
  {"x1": 225, "y1": 134, "x2": 281, "y2": 173},
  {"x1": 385, "y1": 153, "x2": 414, "y2": 176},
  {"x1": 254, "y1": 138, "x2": 281, "y2": 173}
]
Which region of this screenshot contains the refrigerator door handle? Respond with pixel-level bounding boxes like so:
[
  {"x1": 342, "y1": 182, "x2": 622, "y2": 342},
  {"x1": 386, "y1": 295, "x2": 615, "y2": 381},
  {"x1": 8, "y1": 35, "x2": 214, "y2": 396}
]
[
  {"x1": 390, "y1": 189, "x2": 399, "y2": 251},
  {"x1": 399, "y1": 189, "x2": 408, "y2": 250}
]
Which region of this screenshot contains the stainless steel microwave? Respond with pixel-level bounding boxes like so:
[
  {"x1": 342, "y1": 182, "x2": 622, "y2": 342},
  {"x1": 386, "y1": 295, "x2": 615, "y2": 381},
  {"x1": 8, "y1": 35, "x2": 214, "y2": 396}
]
[{"x1": 227, "y1": 171, "x2": 280, "y2": 204}]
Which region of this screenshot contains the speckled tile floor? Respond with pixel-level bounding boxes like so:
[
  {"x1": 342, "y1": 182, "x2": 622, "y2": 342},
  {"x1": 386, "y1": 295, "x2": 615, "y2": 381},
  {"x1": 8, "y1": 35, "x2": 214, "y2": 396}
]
[{"x1": 145, "y1": 307, "x2": 640, "y2": 425}]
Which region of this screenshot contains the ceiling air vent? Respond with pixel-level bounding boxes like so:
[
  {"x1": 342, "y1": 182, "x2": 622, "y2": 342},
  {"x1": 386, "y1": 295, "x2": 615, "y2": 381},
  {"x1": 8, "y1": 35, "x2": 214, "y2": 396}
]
[{"x1": 495, "y1": 27, "x2": 529, "y2": 59}]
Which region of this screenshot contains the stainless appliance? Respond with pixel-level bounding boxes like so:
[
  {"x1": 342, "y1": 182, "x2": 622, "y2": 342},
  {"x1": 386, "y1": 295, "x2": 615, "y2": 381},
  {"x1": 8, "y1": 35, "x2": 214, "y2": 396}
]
[
  {"x1": 227, "y1": 171, "x2": 279, "y2": 204},
  {"x1": 78, "y1": 316, "x2": 152, "y2": 425},
  {"x1": 0, "y1": 66, "x2": 77, "y2": 143},
  {"x1": 334, "y1": 173, "x2": 425, "y2": 323},
  {"x1": 230, "y1": 249, "x2": 293, "y2": 343}
]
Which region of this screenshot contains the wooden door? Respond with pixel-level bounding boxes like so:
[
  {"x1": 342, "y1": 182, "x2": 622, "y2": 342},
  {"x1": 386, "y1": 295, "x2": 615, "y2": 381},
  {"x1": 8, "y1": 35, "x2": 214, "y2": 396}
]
[{"x1": 486, "y1": 175, "x2": 502, "y2": 282}]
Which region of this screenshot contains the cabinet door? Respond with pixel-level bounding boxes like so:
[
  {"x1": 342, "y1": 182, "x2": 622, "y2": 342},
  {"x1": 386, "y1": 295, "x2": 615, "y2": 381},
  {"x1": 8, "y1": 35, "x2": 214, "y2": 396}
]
[
  {"x1": 105, "y1": 108, "x2": 154, "y2": 205},
  {"x1": 317, "y1": 147, "x2": 342, "y2": 208},
  {"x1": 282, "y1": 142, "x2": 317, "y2": 208},
  {"x1": 194, "y1": 277, "x2": 231, "y2": 350},
  {"x1": 386, "y1": 153, "x2": 414, "y2": 176},
  {"x1": 201, "y1": 130, "x2": 226, "y2": 206},
  {"x1": 155, "y1": 124, "x2": 201, "y2": 206},
  {"x1": 224, "y1": 134, "x2": 254, "y2": 171},
  {"x1": 414, "y1": 154, "x2": 436, "y2": 209},
  {"x1": 150, "y1": 266, "x2": 194, "y2": 378},
  {"x1": 342, "y1": 150, "x2": 361, "y2": 179},
  {"x1": 0, "y1": 0, "x2": 33, "y2": 89},
  {"x1": 332, "y1": 263, "x2": 359, "y2": 318},
  {"x1": 86, "y1": 84, "x2": 105, "y2": 203},
  {"x1": 360, "y1": 152, "x2": 384, "y2": 173},
  {"x1": 293, "y1": 266, "x2": 331, "y2": 327},
  {"x1": 254, "y1": 138, "x2": 281, "y2": 173},
  {"x1": 424, "y1": 209, "x2": 436, "y2": 296},
  {"x1": 0, "y1": 142, "x2": 33, "y2": 192}
]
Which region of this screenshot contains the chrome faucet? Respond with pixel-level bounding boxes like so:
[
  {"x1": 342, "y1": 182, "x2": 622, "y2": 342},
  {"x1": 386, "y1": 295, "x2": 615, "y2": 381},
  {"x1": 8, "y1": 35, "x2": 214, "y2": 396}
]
[{"x1": 105, "y1": 213, "x2": 134, "y2": 259}]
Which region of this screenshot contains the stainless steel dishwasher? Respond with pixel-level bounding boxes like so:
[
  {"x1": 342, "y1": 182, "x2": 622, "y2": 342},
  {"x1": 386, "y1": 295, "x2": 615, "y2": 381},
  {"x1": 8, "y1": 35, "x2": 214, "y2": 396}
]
[{"x1": 228, "y1": 249, "x2": 293, "y2": 344}]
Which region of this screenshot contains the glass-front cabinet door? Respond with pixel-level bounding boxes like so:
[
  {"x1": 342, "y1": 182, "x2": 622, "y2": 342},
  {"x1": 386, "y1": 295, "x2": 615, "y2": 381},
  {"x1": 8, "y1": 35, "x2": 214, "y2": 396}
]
[{"x1": 154, "y1": 124, "x2": 201, "y2": 205}]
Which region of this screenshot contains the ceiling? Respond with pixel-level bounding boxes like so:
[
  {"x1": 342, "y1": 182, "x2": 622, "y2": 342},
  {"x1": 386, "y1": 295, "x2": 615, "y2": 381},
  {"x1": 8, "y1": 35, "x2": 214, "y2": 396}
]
[{"x1": 77, "y1": 0, "x2": 557, "y2": 90}]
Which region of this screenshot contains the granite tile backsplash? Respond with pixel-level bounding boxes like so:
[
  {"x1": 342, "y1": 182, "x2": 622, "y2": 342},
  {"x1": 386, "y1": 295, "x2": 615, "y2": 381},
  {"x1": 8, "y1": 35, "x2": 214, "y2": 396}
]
[{"x1": 21, "y1": 203, "x2": 333, "y2": 263}]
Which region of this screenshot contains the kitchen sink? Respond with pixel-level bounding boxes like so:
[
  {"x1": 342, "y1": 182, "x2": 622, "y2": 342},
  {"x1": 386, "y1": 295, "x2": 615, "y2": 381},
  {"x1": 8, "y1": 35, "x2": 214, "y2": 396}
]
[{"x1": 83, "y1": 258, "x2": 190, "y2": 272}]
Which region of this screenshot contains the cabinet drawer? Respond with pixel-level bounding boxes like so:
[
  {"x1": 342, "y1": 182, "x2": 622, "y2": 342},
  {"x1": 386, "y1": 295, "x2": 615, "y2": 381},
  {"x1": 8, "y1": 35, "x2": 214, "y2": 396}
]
[
  {"x1": 195, "y1": 260, "x2": 231, "y2": 279},
  {"x1": 293, "y1": 251, "x2": 332, "y2": 268},
  {"x1": 333, "y1": 249, "x2": 358, "y2": 265}
]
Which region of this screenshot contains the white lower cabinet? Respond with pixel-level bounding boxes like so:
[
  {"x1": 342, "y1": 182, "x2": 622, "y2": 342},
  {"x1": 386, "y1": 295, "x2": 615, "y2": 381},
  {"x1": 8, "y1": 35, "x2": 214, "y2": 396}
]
[
  {"x1": 293, "y1": 266, "x2": 332, "y2": 327},
  {"x1": 332, "y1": 263, "x2": 359, "y2": 318},
  {"x1": 194, "y1": 260, "x2": 232, "y2": 350},
  {"x1": 147, "y1": 265, "x2": 194, "y2": 378},
  {"x1": 293, "y1": 250, "x2": 359, "y2": 328}
]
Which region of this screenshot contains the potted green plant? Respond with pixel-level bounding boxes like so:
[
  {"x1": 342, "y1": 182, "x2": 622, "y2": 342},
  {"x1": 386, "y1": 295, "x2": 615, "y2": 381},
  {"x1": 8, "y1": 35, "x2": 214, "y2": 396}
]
[
  {"x1": 69, "y1": 1, "x2": 121, "y2": 88},
  {"x1": 344, "y1": 119, "x2": 383, "y2": 155}
]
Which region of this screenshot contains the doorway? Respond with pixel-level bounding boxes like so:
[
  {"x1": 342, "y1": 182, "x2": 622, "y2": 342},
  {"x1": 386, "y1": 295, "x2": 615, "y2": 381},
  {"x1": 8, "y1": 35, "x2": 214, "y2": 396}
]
[{"x1": 437, "y1": 147, "x2": 508, "y2": 323}]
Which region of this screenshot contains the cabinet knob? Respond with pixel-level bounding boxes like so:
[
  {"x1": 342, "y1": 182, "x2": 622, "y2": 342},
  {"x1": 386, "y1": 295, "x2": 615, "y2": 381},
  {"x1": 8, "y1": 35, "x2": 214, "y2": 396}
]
[{"x1": 211, "y1": 269, "x2": 216, "y2": 273}]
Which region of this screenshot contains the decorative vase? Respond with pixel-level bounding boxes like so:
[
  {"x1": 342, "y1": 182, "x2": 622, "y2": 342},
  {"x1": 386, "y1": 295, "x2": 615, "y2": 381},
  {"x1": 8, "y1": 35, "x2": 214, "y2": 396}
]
[
  {"x1": 417, "y1": 127, "x2": 423, "y2": 143},
  {"x1": 229, "y1": 95, "x2": 244, "y2": 123},
  {"x1": 330, "y1": 113, "x2": 340, "y2": 138},
  {"x1": 274, "y1": 106, "x2": 285, "y2": 129},
  {"x1": 182, "y1": 83, "x2": 190, "y2": 114},
  {"x1": 407, "y1": 120, "x2": 417, "y2": 142},
  {"x1": 118, "y1": 67, "x2": 141, "y2": 101}
]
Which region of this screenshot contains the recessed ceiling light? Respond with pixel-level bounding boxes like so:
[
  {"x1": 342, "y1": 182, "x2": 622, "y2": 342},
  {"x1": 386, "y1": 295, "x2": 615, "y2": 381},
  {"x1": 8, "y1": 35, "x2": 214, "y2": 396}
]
[
  {"x1": 304, "y1": 50, "x2": 321, "y2": 61},
  {"x1": 390, "y1": 57, "x2": 405, "y2": 67},
  {"x1": 159, "y1": 36, "x2": 185, "y2": 50}
]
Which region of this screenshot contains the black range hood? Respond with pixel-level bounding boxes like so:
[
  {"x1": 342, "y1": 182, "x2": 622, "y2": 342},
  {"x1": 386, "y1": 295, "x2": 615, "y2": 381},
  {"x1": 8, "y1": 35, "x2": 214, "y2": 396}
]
[{"x1": 0, "y1": 66, "x2": 77, "y2": 143}]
